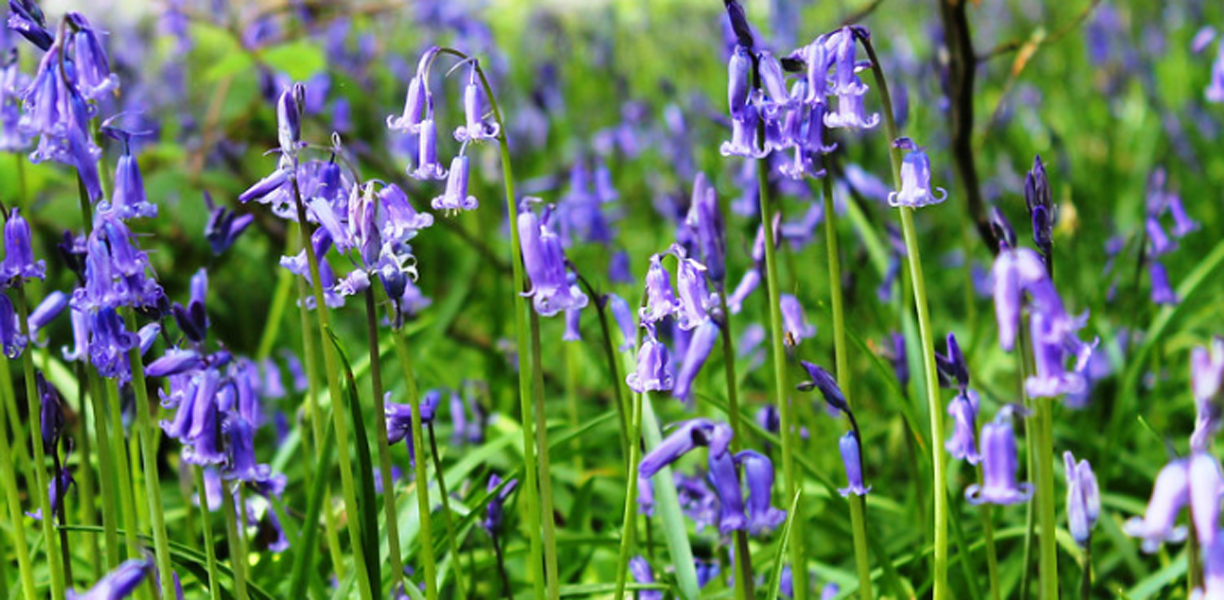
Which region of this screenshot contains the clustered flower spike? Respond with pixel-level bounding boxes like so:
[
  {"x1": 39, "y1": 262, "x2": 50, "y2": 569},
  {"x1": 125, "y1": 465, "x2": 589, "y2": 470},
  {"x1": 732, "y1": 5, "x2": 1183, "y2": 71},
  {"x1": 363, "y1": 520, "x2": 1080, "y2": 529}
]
[{"x1": 518, "y1": 199, "x2": 588, "y2": 318}]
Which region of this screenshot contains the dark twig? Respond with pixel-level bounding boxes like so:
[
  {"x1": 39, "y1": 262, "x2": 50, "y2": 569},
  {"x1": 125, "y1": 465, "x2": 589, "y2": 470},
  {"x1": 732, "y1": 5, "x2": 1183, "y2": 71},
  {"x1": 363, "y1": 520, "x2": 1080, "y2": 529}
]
[{"x1": 939, "y1": 0, "x2": 996, "y2": 253}]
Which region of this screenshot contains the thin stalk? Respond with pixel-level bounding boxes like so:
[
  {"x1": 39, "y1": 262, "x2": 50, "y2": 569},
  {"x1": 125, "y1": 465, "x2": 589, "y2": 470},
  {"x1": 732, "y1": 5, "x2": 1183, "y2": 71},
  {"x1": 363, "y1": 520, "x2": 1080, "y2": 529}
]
[
  {"x1": 823, "y1": 149, "x2": 873, "y2": 600},
  {"x1": 565, "y1": 342, "x2": 583, "y2": 475},
  {"x1": 291, "y1": 179, "x2": 375, "y2": 600},
  {"x1": 639, "y1": 389, "x2": 700, "y2": 599},
  {"x1": 859, "y1": 31, "x2": 949, "y2": 600},
  {"x1": 576, "y1": 279, "x2": 630, "y2": 453},
  {"x1": 106, "y1": 378, "x2": 142, "y2": 559},
  {"x1": 88, "y1": 372, "x2": 121, "y2": 568},
  {"x1": 529, "y1": 310, "x2": 562, "y2": 600},
  {"x1": 612, "y1": 387, "x2": 644, "y2": 600},
  {"x1": 756, "y1": 156, "x2": 804, "y2": 599},
  {"x1": 75, "y1": 367, "x2": 102, "y2": 578},
  {"x1": 436, "y1": 47, "x2": 547, "y2": 599},
  {"x1": 1081, "y1": 539, "x2": 1092, "y2": 600},
  {"x1": 124, "y1": 310, "x2": 177, "y2": 600},
  {"x1": 1018, "y1": 328, "x2": 1037, "y2": 600},
  {"x1": 0, "y1": 367, "x2": 36, "y2": 600},
  {"x1": 391, "y1": 328, "x2": 439, "y2": 600},
  {"x1": 717, "y1": 293, "x2": 755, "y2": 600},
  {"x1": 491, "y1": 532, "x2": 514, "y2": 600},
  {"x1": 1034, "y1": 396, "x2": 1059, "y2": 600},
  {"x1": 194, "y1": 467, "x2": 223, "y2": 600},
  {"x1": 427, "y1": 423, "x2": 468, "y2": 598},
  {"x1": 977, "y1": 467, "x2": 1001, "y2": 600},
  {"x1": 293, "y1": 241, "x2": 346, "y2": 582},
  {"x1": 365, "y1": 287, "x2": 405, "y2": 592},
  {"x1": 15, "y1": 289, "x2": 66, "y2": 600},
  {"x1": 221, "y1": 484, "x2": 250, "y2": 600},
  {"x1": 52, "y1": 444, "x2": 73, "y2": 585}
]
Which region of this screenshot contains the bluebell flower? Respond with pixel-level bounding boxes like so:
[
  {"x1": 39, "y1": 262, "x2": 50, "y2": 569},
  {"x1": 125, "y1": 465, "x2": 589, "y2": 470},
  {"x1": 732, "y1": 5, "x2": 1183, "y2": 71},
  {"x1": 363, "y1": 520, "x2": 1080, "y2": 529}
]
[
  {"x1": 1064, "y1": 451, "x2": 1100, "y2": 548},
  {"x1": 637, "y1": 475, "x2": 654, "y2": 516},
  {"x1": 826, "y1": 27, "x2": 869, "y2": 98},
  {"x1": 780, "y1": 294, "x2": 815, "y2": 346},
  {"x1": 65, "y1": 558, "x2": 153, "y2": 600},
  {"x1": 1146, "y1": 216, "x2": 1175, "y2": 256},
  {"x1": 454, "y1": 65, "x2": 499, "y2": 142},
  {"x1": 482, "y1": 473, "x2": 519, "y2": 536},
  {"x1": 1198, "y1": 536, "x2": 1224, "y2": 600},
  {"x1": 1025, "y1": 156, "x2": 1054, "y2": 259},
  {"x1": 673, "y1": 320, "x2": 718, "y2": 404},
  {"x1": 675, "y1": 255, "x2": 717, "y2": 330},
  {"x1": 377, "y1": 183, "x2": 434, "y2": 245},
  {"x1": 1124, "y1": 458, "x2": 1190, "y2": 552},
  {"x1": 726, "y1": 268, "x2": 759, "y2": 315},
  {"x1": 727, "y1": 45, "x2": 752, "y2": 118},
  {"x1": 1167, "y1": 193, "x2": 1199, "y2": 238},
  {"x1": 676, "y1": 471, "x2": 720, "y2": 532},
  {"x1": 562, "y1": 307, "x2": 582, "y2": 342},
  {"x1": 27, "y1": 464, "x2": 72, "y2": 521},
  {"x1": 517, "y1": 200, "x2": 588, "y2": 317},
  {"x1": 1190, "y1": 452, "x2": 1223, "y2": 549},
  {"x1": 945, "y1": 390, "x2": 980, "y2": 464},
  {"x1": 410, "y1": 103, "x2": 448, "y2": 181},
  {"x1": 823, "y1": 89, "x2": 879, "y2": 130},
  {"x1": 709, "y1": 450, "x2": 747, "y2": 534},
  {"x1": 1191, "y1": 340, "x2": 1224, "y2": 448},
  {"x1": 695, "y1": 558, "x2": 721, "y2": 589},
  {"x1": 991, "y1": 247, "x2": 1047, "y2": 350},
  {"x1": 887, "y1": 142, "x2": 946, "y2": 208},
  {"x1": 223, "y1": 414, "x2": 272, "y2": 484},
  {"x1": 146, "y1": 349, "x2": 204, "y2": 378},
  {"x1": 608, "y1": 250, "x2": 632, "y2": 284},
  {"x1": 627, "y1": 324, "x2": 673, "y2": 394},
  {"x1": 838, "y1": 431, "x2": 871, "y2": 497},
  {"x1": 27, "y1": 290, "x2": 68, "y2": 342},
  {"x1": 87, "y1": 307, "x2": 140, "y2": 380},
  {"x1": 737, "y1": 450, "x2": 786, "y2": 534},
  {"x1": 639, "y1": 252, "x2": 681, "y2": 324},
  {"x1": 685, "y1": 173, "x2": 726, "y2": 283},
  {"x1": 1149, "y1": 260, "x2": 1178, "y2": 305},
  {"x1": 1025, "y1": 309, "x2": 1096, "y2": 399},
  {"x1": 605, "y1": 292, "x2": 636, "y2": 351},
  {"x1": 629, "y1": 556, "x2": 663, "y2": 600},
  {"x1": 204, "y1": 193, "x2": 253, "y2": 255},
  {"x1": 966, "y1": 409, "x2": 1032, "y2": 505},
  {"x1": 386, "y1": 390, "x2": 440, "y2": 447},
  {"x1": 431, "y1": 155, "x2": 478, "y2": 213},
  {"x1": 935, "y1": 332, "x2": 969, "y2": 390},
  {"x1": 797, "y1": 360, "x2": 848, "y2": 414},
  {"x1": 388, "y1": 74, "x2": 429, "y2": 133},
  {"x1": 276, "y1": 83, "x2": 304, "y2": 161},
  {"x1": 720, "y1": 91, "x2": 770, "y2": 159},
  {"x1": 2, "y1": 208, "x2": 44, "y2": 281},
  {"x1": 66, "y1": 13, "x2": 119, "y2": 101},
  {"x1": 640, "y1": 418, "x2": 732, "y2": 479},
  {"x1": 7, "y1": 0, "x2": 53, "y2": 51}
]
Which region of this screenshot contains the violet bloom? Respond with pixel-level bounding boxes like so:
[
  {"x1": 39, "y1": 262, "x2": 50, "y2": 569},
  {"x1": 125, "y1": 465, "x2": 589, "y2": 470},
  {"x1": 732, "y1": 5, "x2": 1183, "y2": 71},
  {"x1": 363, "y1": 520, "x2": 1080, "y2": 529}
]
[
  {"x1": 629, "y1": 556, "x2": 663, "y2": 600},
  {"x1": 7, "y1": 1, "x2": 52, "y2": 50},
  {"x1": 431, "y1": 154, "x2": 478, "y2": 213},
  {"x1": 27, "y1": 465, "x2": 72, "y2": 521},
  {"x1": 1167, "y1": 194, "x2": 1199, "y2": 238},
  {"x1": 454, "y1": 65, "x2": 499, "y2": 142},
  {"x1": 66, "y1": 13, "x2": 119, "y2": 101},
  {"x1": 639, "y1": 419, "x2": 732, "y2": 479},
  {"x1": 685, "y1": 173, "x2": 726, "y2": 283},
  {"x1": 966, "y1": 409, "x2": 1032, "y2": 505},
  {"x1": 1200, "y1": 536, "x2": 1224, "y2": 600},
  {"x1": 627, "y1": 325, "x2": 673, "y2": 394},
  {"x1": 673, "y1": 320, "x2": 718, "y2": 404},
  {"x1": 518, "y1": 201, "x2": 588, "y2": 317},
  {"x1": 780, "y1": 294, "x2": 815, "y2": 346},
  {"x1": 562, "y1": 307, "x2": 582, "y2": 342},
  {"x1": 386, "y1": 391, "x2": 440, "y2": 449},
  {"x1": 1207, "y1": 43, "x2": 1224, "y2": 103},
  {"x1": 1025, "y1": 310, "x2": 1095, "y2": 398},
  {"x1": 2, "y1": 208, "x2": 46, "y2": 281},
  {"x1": 797, "y1": 360, "x2": 848, "y2": 415},
  {"x1": 675, "y1": 256, "x2": 717, "y2": 330},
  {"x1": 1149, "y1": 260, "x2": 1178, "y2": 305},
  {"x1": 726, "y1": 268, "x2": 760, "y2": 315},
  {"x1": 608, "y1": 250, "x2": 632, "y2": 284},
  {"x1": 991, "y1": 247, "x2": 1047, "y2": 350},
  {"x1": 606, "y1": 293, "x2": 636, "y2": 351},
  {"x1": 737, "y1": 450, "x2": 786, "y2": 534},
  {"x1": 1025, "y1": 156, "x2": 1054, "y2": 260},
  {"x1": 1192, "y1": 339, "x2": 1224, "y2": 448},
  {"x1": 721, "y1": 91, "x2": 770, "y2": 159},
  {"x1": 639, "y1": 253, "x2": 681, "y2": 324},
  {"x1": 1064, "y1": 451, "x2": 1100, "y2": 548},
  {"x1": 1190, "y1": 452, "x2": 1224, "y2": 549},
  {"x1": 387, "y1": 74, "x2": 428, "y2": 133},
  {"x1": 204, "y1": 193, "x2": 253, "y2": 255},
  {"x1": 838, "y1": 431, "x2": 870, "y2": 497},
  {"x1": 276, "y1": 83, "x2": 304, "y2": 161},
  {"x1": 945, "y1": 391, "x2": 980, "y2": 464},
  {"x1": 887, "y1": 143, "x2": 947, "y2": 208},
  {"x1": 66, "y1": 558, "x2": 153, "y2": 600},
  {"x1": 482, "y1": 473, "x2": 519, "y2": 535},
  {"x1": 936, "y1": 333, "x2": 969, "y2": 390},
  {"x1": 887, "y1": 332, "x2": 909, "y2": 388},
  {"x1": 708, "y1": 450, "x2": 747, "y2": 534},
  {"x1": 823, "y1": 89, "x2": 879, "y2": 130},
  {"x1": 28, "y1": 290, "x2": 68, "y2": 341},
  {"x1": 1124, "y1": 458, "x2": 1190, "y2": 552},
  {"x1": 410, "y1": 103, "x2": 447, "y2": 181},
  {"x1": 638, "y1": 475, "x2": 654, "y2": 516},
  {"x1": 727, "y1": 44, "x2": 751, "y2": 118}
]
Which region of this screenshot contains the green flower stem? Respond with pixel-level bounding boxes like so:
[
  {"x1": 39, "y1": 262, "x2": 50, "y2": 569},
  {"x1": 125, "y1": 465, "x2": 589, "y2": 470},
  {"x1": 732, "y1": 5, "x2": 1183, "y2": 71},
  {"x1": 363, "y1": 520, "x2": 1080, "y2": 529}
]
[
  {"x1": 123, "y1": 309, "x2": 177, "y2": 600},
  {"x1": 576, "y1": 277, "x2": 630, "y2": 454},
  {"x1": 611, "y1": 384, "x2": 644, "y2": 600},
  {"x1": 291, "y1": 179, "x2": 375, "y2": 600},
  {"x1": 87, "y1": 371, "x2": 121, "y2": 568},
  {"x1": 1034, "y1": 395, "x2": 1059, "y2": 600},
  {"x1": 194, "y1": 467, "x2": 223, "y2": 600},
  {"x1": 105, "y1": 376, "x2": 142, "y2": 561},
  {"x1": 976, "y1": 467, "x2": 1001, "y2": 600},
  {"x1": 639, "y1": 391, "x2": 700, "y2": 600},
  {"x1": 221, "y1": 483, "x2": 250, "y2": 600},
  {"x1": 292, "y1": 242, "x2": 347, "y2": 581},
  {"x1": 0, "y1": 362, "x2": 36, "y2": 600},
  {"x1": 716, "y1": 291, "x2": 755, "y2": 600},
  {"x1": 15, "y1": 289, "x2": 66, "y2": 600},
  {"x1": 755, "y1": 155, "x2": 805, "y2": 600},
  {"x1": 823, "y1": 142, "x2": 873, "y2": 600},
  {"x1": 365, "y1": 287, "x2": 406, "y2": 592},
  {"x1": 391, "y1": 326, "x2": 439, "y2": 600},
  {"x1": 436, "y1": 46, "x2": 549, "y2": 599},
  {"x1": 859, "y1": 31, "x2": 949, "y2": 600},
  {"x1": 1016, "y1": 323, "x2": 1039, "y2": 600},
  {"x1": 74, "y1": 368, "x2": 103, "y2": 578},
  {"x1": 529, "y1": 309, "x2": 563, "y2": 600},
  {"x1": 427, "y1": 422, "x2": 469, "y2": 598},
  {"x1": 1081, "y1": 539, "x2": 1092, "y2": 600}
]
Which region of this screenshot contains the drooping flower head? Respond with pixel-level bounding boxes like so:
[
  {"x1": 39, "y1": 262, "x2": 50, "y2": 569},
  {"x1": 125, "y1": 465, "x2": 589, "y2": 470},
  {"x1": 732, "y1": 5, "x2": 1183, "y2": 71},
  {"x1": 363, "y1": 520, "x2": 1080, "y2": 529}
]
[
  {"x1": 2, "y1": 207, "x2": 46, "y2": 281},
  {"x1": 797, "y1": 360, "x2": 849, "y2": 415},
  {"x1": 627, "y1": 323, "x2": 674, "y2": 394},
  {"x1": 837, "y1": 431, "x2": 871, "y2": 497},
  {"x1": 453, "y1": 64, "x2": 499, "y2": 143},
  {"x1": 65, "y1": 558, "x2": 153, "y2": 600},
  {"x1": 517, "y1": 199, "x2": 588, "y2": 317},
  {"x1": 887, "y1": 138, "x2": 946, "y2": 208},
  {"x1": 966, "y1": 407, "x2": 1032, "y2": 505},
  {"x1": 639, "y1": 418, "x2": 732, "y2": 479},
  {"x1": 1124, "y1": 458, "x2": 1190, "y2": 552}
]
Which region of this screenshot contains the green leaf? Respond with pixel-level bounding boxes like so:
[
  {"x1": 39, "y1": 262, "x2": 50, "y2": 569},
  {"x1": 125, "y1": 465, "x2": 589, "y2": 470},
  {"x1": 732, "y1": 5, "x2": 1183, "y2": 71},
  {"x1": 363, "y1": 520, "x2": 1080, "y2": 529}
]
[
  {"x1": 261, "y1": 41, "x2": 327, "y2": 80},
  {"x1": 328, "y1": 329, "x2": 382, "y2": 598},
  {"x1": 765, "y1": 490, "x2": 802, "y2": 600}
]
